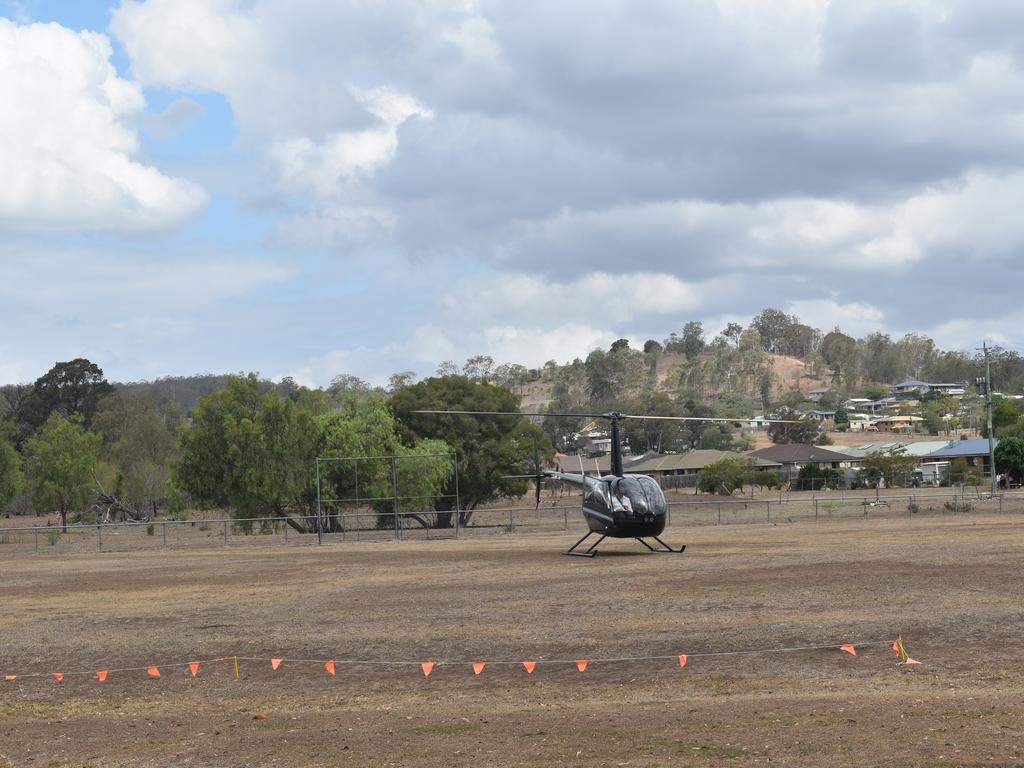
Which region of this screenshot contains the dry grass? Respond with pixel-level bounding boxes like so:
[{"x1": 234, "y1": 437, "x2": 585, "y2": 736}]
[{"x1": 2, "y1": 515, "x2": 1024, "y2": 766}]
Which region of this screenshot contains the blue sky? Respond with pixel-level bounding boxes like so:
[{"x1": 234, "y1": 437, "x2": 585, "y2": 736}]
[{"x1": 3, "y1": 0, "x2": 1024, "y2": 387}]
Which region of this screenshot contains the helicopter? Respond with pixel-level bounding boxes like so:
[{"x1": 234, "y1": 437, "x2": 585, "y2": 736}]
[{"x1": 414, "y1": 409, "x2": 796, "y2": 557}]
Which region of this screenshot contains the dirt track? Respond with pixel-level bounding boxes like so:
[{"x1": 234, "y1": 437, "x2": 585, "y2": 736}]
[{"x1": 2, "y1": 515, "x2": 1023, "y2": 767}]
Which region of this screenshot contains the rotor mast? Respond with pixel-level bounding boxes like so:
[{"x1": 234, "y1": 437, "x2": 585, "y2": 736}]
[{"x1": 605, "y1": 412, "x2": 624, "y2": 476}]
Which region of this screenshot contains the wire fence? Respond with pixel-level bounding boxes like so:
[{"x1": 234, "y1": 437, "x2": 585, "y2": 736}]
[{"x1": 2, "y1": 487, "x2": 1021, "y2": 556}]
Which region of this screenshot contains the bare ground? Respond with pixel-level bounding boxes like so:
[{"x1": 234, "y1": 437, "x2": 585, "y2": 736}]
[{"x1": 2, "y1": 514, "x2": 1024, "y2": 767}]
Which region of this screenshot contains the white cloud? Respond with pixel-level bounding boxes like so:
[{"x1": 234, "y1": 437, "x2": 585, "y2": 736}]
[
  {"x1": 786, "y1": 298, "x2": 885, "y2": 337},
  {"x1": 0, "y1": 18, "x2": 206, "y2": 233},
  {"x1": 272, "y1": 87, "x2": 433, "y2": 198}
]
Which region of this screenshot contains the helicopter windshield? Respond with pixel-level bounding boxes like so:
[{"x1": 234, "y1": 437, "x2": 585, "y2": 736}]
[{"x1": 613, "y1": 476, "x2": 665, "y2": 517}]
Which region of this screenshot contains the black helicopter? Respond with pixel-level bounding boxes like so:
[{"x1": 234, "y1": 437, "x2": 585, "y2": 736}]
[{"x1": 414, "y1": 409, "x2": 793, "y2": 557}]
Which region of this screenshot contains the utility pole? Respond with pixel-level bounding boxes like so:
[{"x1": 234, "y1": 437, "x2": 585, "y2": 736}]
[{"x1": 981, "y1": 342, "x2": 996, "y2": 497}]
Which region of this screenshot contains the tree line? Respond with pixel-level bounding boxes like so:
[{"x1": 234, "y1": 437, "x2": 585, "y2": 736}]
[{"x1": 0, "y1": 360, "x2": 551, "y2": 529}]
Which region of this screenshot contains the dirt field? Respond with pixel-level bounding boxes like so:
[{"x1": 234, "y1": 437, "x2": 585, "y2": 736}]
[{"x1": 2, "y1": 515, "x2": 1024, "y2": 767}]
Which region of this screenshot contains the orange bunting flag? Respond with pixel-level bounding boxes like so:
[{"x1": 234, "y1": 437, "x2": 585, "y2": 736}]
[
  {"x1": 575, "y1": 660, "x2": 588, "y2": 672},
  {"x1": 421, "y1": 662, "x2": 434, "y2": 678},
  {"x1": 678, "y1": 655, "x2": 688, "y2": 668},
  {"x1": 472, "y1": 662, "x2": 485, "y2": 676},
  {"x1": 324, "y1": 661, "x2": 336, "y2": 676},
  {"x1": 840, "y1": 644, "x2": 857, "y2": 656},
  {"x1": 892, "y1": 636, "x2": 908, "y2": 663},
  {"x1": 147, "y1": 666, "x2": 161, "y2": 678},
  {"x1": 52, "y1": 673, "x2": 64, "y2": 682},
  {"x1": 188, "y1": 662, "x2": 200, "y2": 677},
  {"x1": 522, "y1": 661, "x2": 536, "y2": 674},
  {"x1": 96, "y1": 670, "x2": 108, "y2": 682},
  {"x1": 4, "y1": 675, "x2": 16, "y2": 682},
  {"x1": 271, "y1": 658, "x2": 282, "y2": 671}
]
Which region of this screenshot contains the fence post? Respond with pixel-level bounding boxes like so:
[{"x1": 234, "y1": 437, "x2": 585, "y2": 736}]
[
  {"x1": 284, "y1": 522, "x2": 288, "y2": 544},
  {"x1": 814, "y1": 499, "x2": 818, "y2": 521},
  {"x1": 767, "y1": 501, "x2": 771, "y2": 523},
  {"x1": 717, "y1": 502, "x2": 722, "y2": 525},
  {"x1": 908, "y1": 495, "x2": 914, "y2": 517},
  {"x1": 509, "y1": 507, "x2": 514, "y2": 532},
  {"x1": 34, "y1": 527, "x2": 39, "y2": 553},
  {"x1": 999, "y1": 494, "x2": 1003, "y2": 514},
  {"x1": 223, "y1": 520, "x2": 228, "y2": 546},
  {"x1": 162, "y1": 522, "x2": 167, "y2": 547},
  {"x1": 390, "y1": 456, "x2": 400, "y2": 541},
  {"x1": 97, "y1": 522, "x2": 103, "y2": 551}
]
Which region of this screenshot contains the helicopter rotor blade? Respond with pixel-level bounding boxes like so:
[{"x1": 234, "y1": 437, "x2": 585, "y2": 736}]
[
  {"x1": 617, "y1": 415, "x2": 803, "y2": 424},
  {"x1": 412, "y1": 409, "x2": 800, "y2": 423}
]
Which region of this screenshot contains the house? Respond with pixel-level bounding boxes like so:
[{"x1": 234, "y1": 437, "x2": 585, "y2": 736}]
[
  {"x1": 891, "y1": 380, "x2": 966, "y2": 397},
  {"x1": 872, "y1": 415, "x2": 924, "y2": 433},
  {"x1": 747, "y1": 444, "x2": 858, "y2": 471},
  {"x1": 623, "y1": 450, "x2": 782, "y2": 488},
  {"x1": 807, "y1": 387, "x2": 831, "y2": 403},
  {"x1": 554, "y1": 453, "x2": 611, "y2": 476},
  {"x1": 807, "y1": 410, "x2": 836, "y2": 424},
  {"x1": 891, "y1": 380, "x2": 931, "y2": 395},
  {"x1": 833, "y1": 441, "x2": 951, "y2": 461},
  {"x1": 625, "y1": 450, "x2": 781, "y2": 478},
  {"x1": 922, "y1": 439, "x2": 999, "y2": 478}
]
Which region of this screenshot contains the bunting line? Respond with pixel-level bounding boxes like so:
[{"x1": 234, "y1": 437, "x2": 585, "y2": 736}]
[{"x1": 0, "y1": 638, "x2": 921, "y2": 683}]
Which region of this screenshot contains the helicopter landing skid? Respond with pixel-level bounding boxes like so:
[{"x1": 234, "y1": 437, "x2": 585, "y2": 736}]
[
  {"x1": 636, "y1": 536, "x2": 686, "y2": 554},
  {"x1": 563, "y1": 531, "x2": 686, "y2": 557},
  {"x1": 563, "y1": 531, "x2": 605, "y2": 557}
]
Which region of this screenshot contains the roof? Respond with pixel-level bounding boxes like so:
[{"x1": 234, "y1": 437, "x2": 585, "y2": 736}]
[
  {"x1": 873, "y1": 415, "x2": 924, "y2": 423},
  {"x1": 833, "y1": 441, "x2": 951, "y2": 459},
  {"x1": 624, "y1": 450, "x2": 781, "y2": 473},
  {"x1": 923, "y1": 439, "x2": 1000, "y2": 459},
  {"x1": 893, "y1": 380, "x2": 930, "y2": 388},
  {"x1": 554, "y1": 453, "x2": 611, "y2": 473},
  {"x1": 808, "y1": 387, "x2": 831, "y2": 394},
  {"x1": 747, "y1": 444, "x2": 857, "y2": 464}
]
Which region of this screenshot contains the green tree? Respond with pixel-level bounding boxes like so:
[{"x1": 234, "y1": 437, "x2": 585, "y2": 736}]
[
  {"x1": 681, "y1": 321, "x2": 705, "y2": 360},
  {"x1": 821, "y1": 330, "x2": 858, "y2": 387},
  {"x1": 767, "y1": 407, "x2": 818, "y2": 444},
  {"x1": 994, "y1": 437, "x2": 1024, "y2": 486},
  {"x1": 391, "y1": 376, "x2": 553, "y2": 527},
  {"x1": 0, "y1": 425, "x2": 23, "y2": 515},
  {"x1": 16, "y1": 358, "x2": 114, "y2": 441},
  {"x1": 697, "y1": 456, "x2": 752, "y2": 495},
  {"x1": 24, "y1": 414, "x2": 102, "y2": 531},
  {"x1": 92, "y1": 391, "x2": 180, "y2": 519},
  {"x1": 173, "y1": 375, "x2": 320, "y2": 530},
  {"x1": 860, "y1": 449, "x2": 918, "y2": 488}
]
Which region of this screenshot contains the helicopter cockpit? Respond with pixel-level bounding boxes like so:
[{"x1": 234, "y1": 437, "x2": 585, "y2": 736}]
[{"x1": 608, "y1": 475, "x2": 666, "y2": 521}]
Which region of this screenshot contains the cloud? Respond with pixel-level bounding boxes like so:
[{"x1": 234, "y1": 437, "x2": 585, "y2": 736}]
[{"x1": 0, "y1": 18, "x2": 207, "y2": 233}]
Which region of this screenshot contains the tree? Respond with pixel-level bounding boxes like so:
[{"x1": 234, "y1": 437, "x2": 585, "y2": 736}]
[
  {"x1": 860, "y1": 449, "x2": 918, "y2": 488},
  {"x1": 697, "y1": 456, "x2": 752, "y2": 495},
  {"x1": 387, "y1": 371, "x2": 417, "y2": 392},
  {"x1": 750, "y1": 308, "x2": 795, "y2": 355},
  {"x1": 24, "y1": 414, "x2": 101, "y2": 531},
  {"x1": 0, "y1": 425, "x2": 22, "y2": 515},
  {"x1": 92, "y1": 391, "x2": 179, "y2": 519},
  {"x1": 767, "y1": 407, "x2": 819, "y2": 444},
  {"x1": 681, "y1": 321, "x2": 705, "y2": 360},
  {"x1": 173, "y1": 375, "x2": 320, "y2": 530},
  {"x1": 821, "y1": 330, "x2": 858, "y2": 387},
  {"x1": 16, "y1": 359, "x2": 114, "y2": 440},
  {"x1": 994, "y1": 437, "x2": 1024, "y2": 486},
  {"x1": 391, "y1": 376, "x2": 553, "y2": 527},
  {"x1": 463, "y1": 355, "x2": 495, "y2": 381}
]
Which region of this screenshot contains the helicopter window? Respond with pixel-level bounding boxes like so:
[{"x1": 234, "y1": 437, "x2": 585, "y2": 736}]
[{"x1": 615, "y1": 477, "x2": 649, "y2": 515}]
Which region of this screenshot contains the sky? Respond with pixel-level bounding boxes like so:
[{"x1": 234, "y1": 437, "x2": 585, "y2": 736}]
[{"x1": 3, "y1": 0, "x2": 1024, "y2": 387}]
